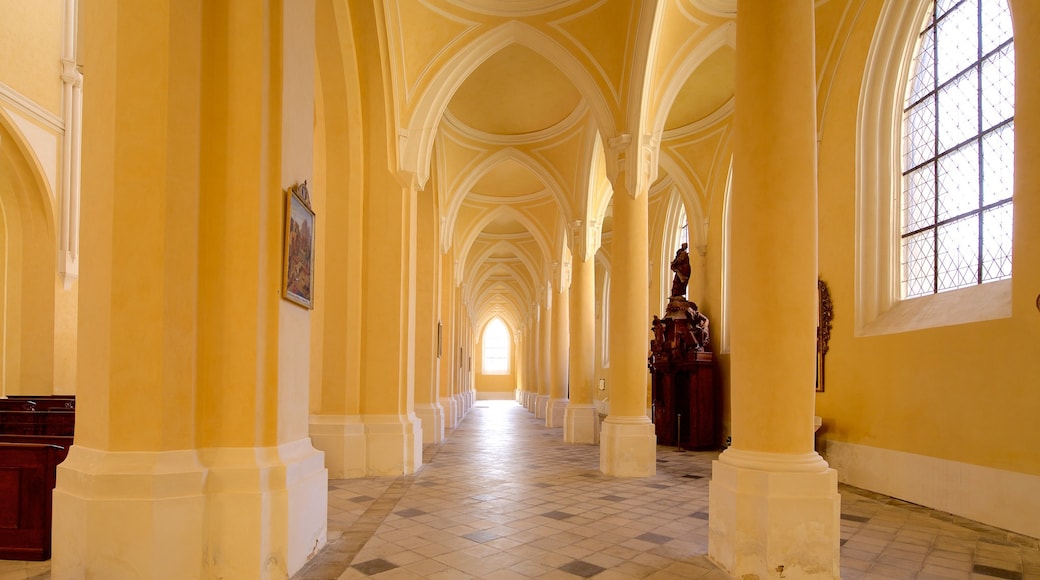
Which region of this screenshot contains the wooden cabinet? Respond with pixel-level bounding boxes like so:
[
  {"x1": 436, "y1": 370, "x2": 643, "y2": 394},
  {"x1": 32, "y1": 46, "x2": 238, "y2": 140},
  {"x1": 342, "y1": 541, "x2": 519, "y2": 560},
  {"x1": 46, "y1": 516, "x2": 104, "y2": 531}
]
[
  {"x1": 651, "y1": 353, "x2": 716, "y2": 449},
  {"x1": 649, "y1": 313, "x2": 718, "y2": 450}
]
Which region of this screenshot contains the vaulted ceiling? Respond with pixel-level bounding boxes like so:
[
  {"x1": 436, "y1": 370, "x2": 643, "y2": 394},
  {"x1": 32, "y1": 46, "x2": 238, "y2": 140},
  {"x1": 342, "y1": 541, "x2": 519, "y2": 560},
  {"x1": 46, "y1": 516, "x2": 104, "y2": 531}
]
[{"x1": 381, "y1": 0, "x2": 741, "y2": 333}]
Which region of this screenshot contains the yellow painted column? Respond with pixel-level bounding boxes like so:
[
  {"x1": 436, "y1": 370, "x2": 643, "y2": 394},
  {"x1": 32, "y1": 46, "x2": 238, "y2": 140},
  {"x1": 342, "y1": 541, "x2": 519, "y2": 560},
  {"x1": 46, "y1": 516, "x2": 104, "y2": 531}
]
[
  {"x1": 524, "y1": 310, "x2": 538, "y2": 411},
  {"x1": 601, "y1": 170, "x2": 656, "y2": 477},
  {"x1": 357, "y1": 173, "x2": 423, "y2": 474},
  {"x1": 195, "y1": 1, "x2": 327, "y2": 576},
  {"x1": 536, "y1": 290, "x2": 552, "y2": 419},
  {"x1": 52, "y1": 3, "x2": 207, "y2": 576},
  {"x1": 414, "y1": 189, "x2": 445, "y2": 444},
  {"x1": 309, "y1": 0, "x2": 366, "y2": 479},
  {"x1": 546, "y1": 272, "x2": 570, "y2": 428},
  {"x1": 439, "y1": 252, "x2": 459, "y2": 427},
  {"x1": 708, "y1": 2, "x2": 840, "y2": 578},
  {"x1": 565, "y1": 229, "x2": 598, "y2": 443},
  {"x1": 54, "y1": 2, "x2": 327, "y2": 578}
]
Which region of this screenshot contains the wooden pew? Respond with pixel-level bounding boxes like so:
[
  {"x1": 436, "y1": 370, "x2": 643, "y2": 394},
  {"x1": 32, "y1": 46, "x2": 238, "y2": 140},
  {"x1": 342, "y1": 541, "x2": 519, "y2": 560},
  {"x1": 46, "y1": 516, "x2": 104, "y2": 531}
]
[
  {"x1": 0, "y1": 442, "x2": 62, "y2": 560},
  {"x1": 0, "y1": 434, "x2": 72, "y2": 463},
  {"x1": 0, "y1": 396, "x2": 75, "y2": 561}
]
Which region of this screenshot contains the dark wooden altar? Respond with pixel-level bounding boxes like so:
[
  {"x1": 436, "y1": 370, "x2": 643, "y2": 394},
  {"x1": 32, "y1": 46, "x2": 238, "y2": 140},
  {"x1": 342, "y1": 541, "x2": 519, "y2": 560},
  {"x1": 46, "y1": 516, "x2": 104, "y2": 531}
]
[{"x1": 649, "y1": 300, "x2": 717, "y2": 450}]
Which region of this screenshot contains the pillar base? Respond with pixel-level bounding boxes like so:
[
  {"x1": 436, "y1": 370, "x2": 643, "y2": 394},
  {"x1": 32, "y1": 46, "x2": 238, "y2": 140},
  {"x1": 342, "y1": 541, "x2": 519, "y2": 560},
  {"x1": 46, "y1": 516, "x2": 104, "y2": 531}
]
[
  {"x1": 310, "y1": 415, "x2": 367, "y2": 478},
  {"x1": 546, "y1": 398, "x2": 568, "y2": 428},
  {"x1": 452, "y1": 394, "x2": 464, "y2": 423},
  {"x1": 309, "y1": 414, "x2": 422, "y2": 477},
  {"x1": 708, "y1": 449, "x2": 841, "y2": 579},
  {"x1": 535, "y1": 395, "x2": 549, "y2": 419},
  {"x1": 523, "y1": 391, "x2": 536, "y2": 412},
  {"x1": 599, "y1": 416, "x2": 656, "y2": 477},
  {"x1": 201, "y1": 438, "x2": 328, "y2": 579},
  {"x1": 440, "y1": 397, "x2": 459, "y2": 429},
  {"x1": 415, "y1": 402, "x2": 445, "y2": 444},
  {"x1": 563, "y1": 404, "x2": 598, "y2": 444},
  {"x1": 52, "y1": 447, "x2": 207, "y2": 579}
]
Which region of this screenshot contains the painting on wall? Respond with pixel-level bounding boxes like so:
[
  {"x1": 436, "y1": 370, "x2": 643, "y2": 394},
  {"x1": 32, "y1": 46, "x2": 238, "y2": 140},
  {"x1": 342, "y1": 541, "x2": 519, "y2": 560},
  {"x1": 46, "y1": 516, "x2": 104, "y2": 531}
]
[{"x1": 282, "y1": 181, "x2": 315, "y2": 309}]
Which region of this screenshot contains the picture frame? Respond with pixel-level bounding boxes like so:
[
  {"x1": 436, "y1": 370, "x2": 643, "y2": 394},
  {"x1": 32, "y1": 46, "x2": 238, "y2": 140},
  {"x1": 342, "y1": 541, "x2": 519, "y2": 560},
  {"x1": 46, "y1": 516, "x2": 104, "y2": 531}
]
[
  {"x1": 816, "y1": 278, "x2": 833, "y2": 392},
  {"x1": 437, "y1": 322, "x2": 443, "y2": 359},
  {"x1": 282, "y1": 181, "x2": 315, "y2": 309}
]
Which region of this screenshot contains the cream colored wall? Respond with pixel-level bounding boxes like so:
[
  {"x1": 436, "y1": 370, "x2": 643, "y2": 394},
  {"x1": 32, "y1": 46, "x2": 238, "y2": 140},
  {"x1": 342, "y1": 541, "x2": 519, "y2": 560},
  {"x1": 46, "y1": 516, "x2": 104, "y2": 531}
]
[
  {"x1": 0, "y1": 0, "x2": 63, "y2": 116},
  {"x1": 52, "y1": 278, "x2": 76, "y2": 393},
  {"x1": 814, "y1": 0, "x2": 1040, "y2": 477}
]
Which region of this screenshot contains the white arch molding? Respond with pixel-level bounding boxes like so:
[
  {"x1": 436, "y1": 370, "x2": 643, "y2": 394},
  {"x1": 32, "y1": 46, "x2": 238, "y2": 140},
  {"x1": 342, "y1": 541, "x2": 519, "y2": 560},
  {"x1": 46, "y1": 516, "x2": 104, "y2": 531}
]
[{"x1": 398, "y1": 20, "x2": 619, "y2": 189}]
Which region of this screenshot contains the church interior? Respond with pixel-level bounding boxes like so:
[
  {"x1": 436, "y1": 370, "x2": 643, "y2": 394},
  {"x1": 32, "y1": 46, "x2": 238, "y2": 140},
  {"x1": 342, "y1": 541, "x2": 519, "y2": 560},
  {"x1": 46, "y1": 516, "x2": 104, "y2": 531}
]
[{"x1": 0, "y1": 0, "x2": 1037, "y2": 578}]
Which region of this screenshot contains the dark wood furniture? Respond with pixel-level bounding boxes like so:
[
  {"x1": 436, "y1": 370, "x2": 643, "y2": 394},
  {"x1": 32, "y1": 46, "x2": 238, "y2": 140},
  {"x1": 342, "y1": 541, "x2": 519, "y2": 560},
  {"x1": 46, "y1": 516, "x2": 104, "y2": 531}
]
[
  {"x1": 0, "y1": 396, "x2": 75, "y2": 560},
  {"x1": 0, "y1": 443, "x2": 61, "y2": 560},
  {"x1": 649, "y1": 308, "x2": 718, "y2": 450}
]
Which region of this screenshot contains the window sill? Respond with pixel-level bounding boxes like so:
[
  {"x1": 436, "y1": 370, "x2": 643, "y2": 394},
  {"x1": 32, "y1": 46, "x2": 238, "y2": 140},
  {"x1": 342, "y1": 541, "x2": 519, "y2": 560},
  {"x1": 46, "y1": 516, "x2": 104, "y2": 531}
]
[{"x1": 857, "y1": 279, "x2": 1011, "y2": 337}]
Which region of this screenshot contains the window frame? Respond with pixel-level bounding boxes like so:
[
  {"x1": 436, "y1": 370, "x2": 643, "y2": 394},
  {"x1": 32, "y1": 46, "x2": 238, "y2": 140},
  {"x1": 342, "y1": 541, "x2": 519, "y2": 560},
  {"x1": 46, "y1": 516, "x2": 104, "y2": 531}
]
[
  {"x1": 899, "y1": 0, "x2": 1015, "y2": 299},
  {"x1": 855, "y1": 0, "x2": 1013, "y2": 337}
]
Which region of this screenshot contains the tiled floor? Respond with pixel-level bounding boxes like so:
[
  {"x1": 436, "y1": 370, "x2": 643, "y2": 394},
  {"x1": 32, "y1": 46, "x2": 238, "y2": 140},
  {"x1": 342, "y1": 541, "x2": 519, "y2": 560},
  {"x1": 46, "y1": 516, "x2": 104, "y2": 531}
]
[{"x1": 6, "y1": 401, "x2": 1038, "y2": 579}]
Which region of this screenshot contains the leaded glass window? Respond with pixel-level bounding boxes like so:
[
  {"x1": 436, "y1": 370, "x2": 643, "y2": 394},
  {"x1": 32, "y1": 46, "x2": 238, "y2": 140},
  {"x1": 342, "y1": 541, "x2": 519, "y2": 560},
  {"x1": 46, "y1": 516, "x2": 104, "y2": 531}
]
[{"x1": 901, "y1": 0, "x2": 1014, "y2": 298}]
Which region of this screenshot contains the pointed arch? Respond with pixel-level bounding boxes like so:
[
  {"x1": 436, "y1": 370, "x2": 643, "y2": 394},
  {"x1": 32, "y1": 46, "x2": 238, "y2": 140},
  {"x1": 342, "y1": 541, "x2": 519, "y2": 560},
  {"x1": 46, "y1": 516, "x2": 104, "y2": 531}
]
[
  {"x1": 455, "y1": 205, "x2": 552, "y2": 278},
  {"x1": 0, "y1": 108, "x2": 60, "y2": 394},
  {"x1": 441, "y1": 147, "x2": 573, "y2": 252},
  {"x1": 648, "y1": 22, "x2": 736, "y2": 139}
]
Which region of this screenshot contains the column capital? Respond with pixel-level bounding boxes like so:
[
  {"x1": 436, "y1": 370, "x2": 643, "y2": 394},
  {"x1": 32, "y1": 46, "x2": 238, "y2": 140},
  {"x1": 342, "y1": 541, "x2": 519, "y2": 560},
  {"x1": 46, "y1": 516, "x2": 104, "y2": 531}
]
[
  {"x1": 569, "y1": 219, "x2": 603, "y2": 262},
  {"x1": 394, "y1": 168, "x2": 421, "y2": 191},
  {"x1": 604, "y1": 132, "x2": 660, "y2": 199}
]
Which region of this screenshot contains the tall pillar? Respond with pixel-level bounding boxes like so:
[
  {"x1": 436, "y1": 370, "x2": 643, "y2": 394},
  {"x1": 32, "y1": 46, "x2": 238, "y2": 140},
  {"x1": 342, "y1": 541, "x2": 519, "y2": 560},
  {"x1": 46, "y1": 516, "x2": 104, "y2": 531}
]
[
  {"x1": 414, "y1": 190, "x2": 445, "y2": 444},
  {"x1": 309, "y1": 0, "x2": 366, "y2": 479},
  {"x1": 708, "y1": 2, "x2": 840, "y2": 578},
  {"x1": 601, "y1": 154, "x2": 656, "y2": 477},
  {"x1": 525, "y1": 311, "x2": 538, "y2": 410},
  {"x1": 439, "y1": 255, "x2": 458, "y2": 428},
  {"x1": 565, "y1": 221, "x2": 599, "y2": 443},
  {"x1": 52, "y1": 4, "x2": 207, "y2": 575},
  {"x1": 54, "y1": 2, "x2": 327, "y2": 578},
  {"x1": 535, "y1": 290, "x2": 552, "y2": 419},
  {"x1": 546, "y1": 264, "x2": 570, "y2": 428}
]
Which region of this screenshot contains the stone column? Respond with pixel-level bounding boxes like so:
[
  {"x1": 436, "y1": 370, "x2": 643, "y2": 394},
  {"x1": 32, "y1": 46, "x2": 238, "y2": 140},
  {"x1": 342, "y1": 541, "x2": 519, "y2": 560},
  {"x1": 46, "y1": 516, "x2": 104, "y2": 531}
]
[
  {"x1": 601, "y1": 144, "x2": 656, "y2": 477},
  {"x1": 546, "y1": 264, "x2": 570, "y2": 428},
  {"x1": 414, "y1": 189, "x2": 445, "y2": 444},
  {"x1": 54, "y1": 2, "x2": 327, "y2": 578},
  {"x1": 707, "y1": 2, "x2": 840, "y2": 578},
  {"x1": 565, "y1": 222, "x2": 599, "y2": 443},
  {"x1": 440, "y1": 255, "x2": 459, "y2": 427},
  {"x1": 535, "y1": 289, "x2": 552, "y2": 419},
  {"x1": 52, "y1": 4, "x2": 207, "y2": 575}
]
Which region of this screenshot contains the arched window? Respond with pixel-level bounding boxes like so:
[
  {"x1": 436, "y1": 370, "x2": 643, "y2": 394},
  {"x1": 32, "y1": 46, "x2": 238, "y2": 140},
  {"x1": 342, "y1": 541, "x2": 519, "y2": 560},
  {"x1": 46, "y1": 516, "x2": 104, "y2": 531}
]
[
  {"x1": 856, "y1": 0, "x2": 1015, "y2": 335},
  {"x1": 901, "y1": 0, "x2": 1014, "y2": 298},
  {"x1": 675, "y1": 209, "x2": 689, "y2": 252},
  {"x1": 481, "y1": 318, "x2": 510, "y2": 375}
]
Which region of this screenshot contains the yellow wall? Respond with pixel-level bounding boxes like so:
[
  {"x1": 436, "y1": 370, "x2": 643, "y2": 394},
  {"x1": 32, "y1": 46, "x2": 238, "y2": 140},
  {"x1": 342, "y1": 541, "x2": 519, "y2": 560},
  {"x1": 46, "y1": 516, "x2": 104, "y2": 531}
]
[
  {"x1": 0, "y1": 0, "x2": 63, "y2": 115},
  {"x1": 474, "y1": 334, "x2": 517, "y2": 394},
  {"x1": 813, "y1": 0, "x2": 1040, "y2": 475}
]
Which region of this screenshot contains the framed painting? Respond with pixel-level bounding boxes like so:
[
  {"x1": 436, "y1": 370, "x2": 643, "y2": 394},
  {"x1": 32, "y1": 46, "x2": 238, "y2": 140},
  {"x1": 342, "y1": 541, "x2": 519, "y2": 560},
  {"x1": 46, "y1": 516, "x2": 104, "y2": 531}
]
[
  {"x1": 816, "y1": 279, "x2": 833, "y2": 392},
  {"x1": 282, "y1": 181, "x2": 315, "y2": 309}
]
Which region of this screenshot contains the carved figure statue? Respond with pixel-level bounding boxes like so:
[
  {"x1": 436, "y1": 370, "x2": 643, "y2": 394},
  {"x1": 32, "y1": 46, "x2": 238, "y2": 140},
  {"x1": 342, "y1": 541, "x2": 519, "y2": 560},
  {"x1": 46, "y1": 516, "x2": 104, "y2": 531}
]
[
  {"x1": 685, "y1": 302, "x2": 710, "y2": 351},
  {"x1": 651, "y1": 315, "x2": 666, "y2": 353},
  {"x1": 670, "y1": 243, "x2": 691, "y2": 298}
]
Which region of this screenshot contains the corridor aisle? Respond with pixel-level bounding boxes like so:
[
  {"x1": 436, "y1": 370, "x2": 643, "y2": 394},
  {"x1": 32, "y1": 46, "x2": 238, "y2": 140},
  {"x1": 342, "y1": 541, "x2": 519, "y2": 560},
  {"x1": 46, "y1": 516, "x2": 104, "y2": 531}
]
[
  {"x1": 4, "y1": 401, "x2": 1035, "y2": 578},
  {"x1": 294, "y1": 401, "x2": 1040, "y2": 580}
]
